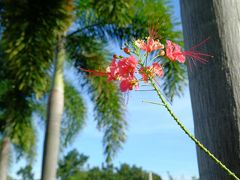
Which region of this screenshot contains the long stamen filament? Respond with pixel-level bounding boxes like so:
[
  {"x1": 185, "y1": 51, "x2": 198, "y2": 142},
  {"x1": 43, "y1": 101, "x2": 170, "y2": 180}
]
[
  {"x1": 189, "y1": 37, "x2": 211, "y2": 51},
  {"x1": 79, "y1": 67, "x2": 108, "y2": 76}
]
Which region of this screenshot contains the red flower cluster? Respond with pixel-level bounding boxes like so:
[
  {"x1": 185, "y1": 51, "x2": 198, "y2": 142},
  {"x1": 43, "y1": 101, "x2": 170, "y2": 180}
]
[
  {"x1": 106, "y1": 56, "x2": 139, "y2": 92},
  {"x1": 105, "y1": 55, "x2": 164, "y2": 92},
  {"x1": 80, "y1": 36, "x2": 211, "y2": 93}
]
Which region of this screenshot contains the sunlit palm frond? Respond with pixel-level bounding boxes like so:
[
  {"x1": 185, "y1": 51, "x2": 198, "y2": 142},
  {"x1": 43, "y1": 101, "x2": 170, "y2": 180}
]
[
  {"x1": 67, "y1": 36, "x2": 126, "y2": 163},
  {"x1": 61, "y1": 80, "x2": 87, "y2": 147}
]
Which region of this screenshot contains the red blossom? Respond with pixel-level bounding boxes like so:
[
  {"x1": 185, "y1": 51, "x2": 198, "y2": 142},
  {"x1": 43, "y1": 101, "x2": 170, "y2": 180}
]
[
  {"x1": 106, "y1": 56, "x2": 139, "y2": 92},
  {"x1": 118, "y1": 56, "x2": 138, "y2": 78},
  {"x1": 135, "y1": 37, "x2": 164, "y2": 53},
  {"x1": 139, "y1": 66, "x2": 151, "y2": 82},
  {"x1": 106, "y1": 58, "x2": 119, "y2": 81},
  {"x1": 166, "y1": 39, "x2": 212, "y2": 64},
  {"x1": 139, "y1": 62, "x2": 163, "y2": 82},
  {"x1": 119, "y1": 77, "x2": 139, "y2": 92},
  {"x1": 152, "y1": 62, "x2": 164, "y2": 77},
  {"x1": 166, "y1": 40, "x2": 186, "y2": 63}
]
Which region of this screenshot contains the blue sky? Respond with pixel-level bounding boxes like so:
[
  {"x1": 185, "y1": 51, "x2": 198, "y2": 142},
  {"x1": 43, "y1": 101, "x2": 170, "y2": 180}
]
[{"x1": 10, "y1": 0, "x2": 199, "y2": 179}]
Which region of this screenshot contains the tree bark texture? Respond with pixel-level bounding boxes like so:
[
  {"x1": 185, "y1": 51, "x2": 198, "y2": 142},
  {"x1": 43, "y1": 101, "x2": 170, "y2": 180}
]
[
  {"x1": 0, "y1": 137, "x2": 10, "y2": 180},
  {"x1": 180, "y1": 0, "x2": 240, "y2": 179},
  {"x1": 41, "y1": 37, "x2": 65, "y2": 180}
]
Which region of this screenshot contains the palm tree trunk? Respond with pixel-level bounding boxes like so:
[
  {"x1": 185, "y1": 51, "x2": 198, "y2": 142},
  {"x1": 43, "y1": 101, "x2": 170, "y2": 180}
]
[
  {"x1": 41, "y1": 36, "x2": 65, "y2": 180},
  {"x1": 0, "y1": 137, "x2": 10, "y2": 180},
  {"x1": 180, "y1": 0, "x2": 240, "y2": 179}
]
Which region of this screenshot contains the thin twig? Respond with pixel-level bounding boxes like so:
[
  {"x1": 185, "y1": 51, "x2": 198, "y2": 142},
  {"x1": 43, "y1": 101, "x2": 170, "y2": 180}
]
[{"x1": 142, "y1": 100, "x2": 164, "y2": 106}]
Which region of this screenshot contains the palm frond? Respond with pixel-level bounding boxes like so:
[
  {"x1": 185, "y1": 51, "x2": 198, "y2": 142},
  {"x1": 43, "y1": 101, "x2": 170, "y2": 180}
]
[
  {"x1": 70, "y1": 0, "x2": 181, "y2": 42},
  {"x1": 67, "y1": 36, "x2": 126, "y2": 163},
  {"x1": 88, "y1": 76, "x2": 126, "y2": 163},
  {"x1": 162, "y1": 60, "x2": 187, "y2": 101},
  {"x1": 90, "y1": 0, "x2": 134, "y2": 27},
  {"x1": 0, "y1": 78, "x2": 37, "y2": 161},
  {"x1": 1, "y1": 0, "x2": 72, "y2": 98},
  {"x1": 61, "y1": 80, "x2": 87, "y2": 147},
  {"x1": 11, "y1": 117, "x2": 36, "y2": 162}
]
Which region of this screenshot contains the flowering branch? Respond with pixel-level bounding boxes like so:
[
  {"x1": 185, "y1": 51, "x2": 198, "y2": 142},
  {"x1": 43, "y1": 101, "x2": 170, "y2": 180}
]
[{"x1": 79, "y1": 33, "x2": 239, "y2": 179}]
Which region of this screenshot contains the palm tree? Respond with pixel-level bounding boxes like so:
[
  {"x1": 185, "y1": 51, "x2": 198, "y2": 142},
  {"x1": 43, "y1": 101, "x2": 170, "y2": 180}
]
[
  {"x1": 180, "y1": 0, "x2": 240, "y2": 179},
  {"x1": 0, "y1": 36, "x2": 87, "y2": 179},
  {"x1": 0, "y1": 60, "x2": 37, "y2": 180},
  {"x1": 41, "y1": 34, "x2": 68, "y2": 179},
  {"x1": 1, "y1": 0, "x2": 184, "y2": 179},
  {"x1": 0, "y1": 2, "x2": 84, "y2": 179},
  {"x1": 0, "y1": 47, "x2": 85, "y2": 180},
  {"x1": 0, "y1": 137, "x2": 10, "y2": 180}
]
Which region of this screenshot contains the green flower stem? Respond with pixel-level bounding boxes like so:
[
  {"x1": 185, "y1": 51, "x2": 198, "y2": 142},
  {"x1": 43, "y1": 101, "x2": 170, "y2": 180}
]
[
  {"x1": 145, "y1": 52, "x2": 149, "y2": 66},
  {"x1": 148, "y1": 77, "x2": 240, "y2": 180},
  {"x1": 151, "y1": 55, "x2": 160, "y2": 62}
]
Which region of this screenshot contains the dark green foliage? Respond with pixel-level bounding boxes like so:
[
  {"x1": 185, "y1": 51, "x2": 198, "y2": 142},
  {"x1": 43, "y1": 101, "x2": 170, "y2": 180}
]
[
  {"x1": 91, "y1": 0, "x2": 134, "y2": 26},
  {"x1": 57, "y1": 149, "x2": 88, "y2": 179},
  {"x1": 0, "y1": 47, "x2": 36, "y2": 160},
  {"x1": 57, "y1": 150, "x2": 162, "y2": 180},
  {"x1": 0, "y1": 44, "x2": 38, "y2": 161},
  {"x1": 71, "y1": 164, "x2": 162, "y2": 180},
  {"x1": 1, "y1": 0, "x2": 72, "y2": 98},
  {"x1": 17, "y1": 165, "x2": 34, "y2": 180},
  {"x1": 118, "y1": 163, "x2": 162, "y2": 180},
  {"x1": 10, "y1": 116, "x2": 36, "y2": 161},
  {"x1": 0, "y1": 80, "x2": 36, "y2": 160},
  {"x1": 72, "y1": 0, "x2": 182, "y2": 43}
]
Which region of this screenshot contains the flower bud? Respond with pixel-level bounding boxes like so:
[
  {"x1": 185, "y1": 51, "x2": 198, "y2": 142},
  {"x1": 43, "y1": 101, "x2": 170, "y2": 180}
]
[
  {"x1": 123, "y1": 47, "x2": 131, "y2": 55},
  {"x1": 159, "y1": 50, "x2": 165, "y2": 56}
]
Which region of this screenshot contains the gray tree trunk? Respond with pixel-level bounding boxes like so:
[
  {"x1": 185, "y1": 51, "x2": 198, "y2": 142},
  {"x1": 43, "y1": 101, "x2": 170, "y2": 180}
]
[
  {"x1": 180, "y1": 0, "x2": 240, "y2": 179},
  {"x1": 41, "y1": 36, "x2": 65, "y2": 180},
  {"x1": 0, "y1": 137, "x2": 10, "y2": 180}
]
